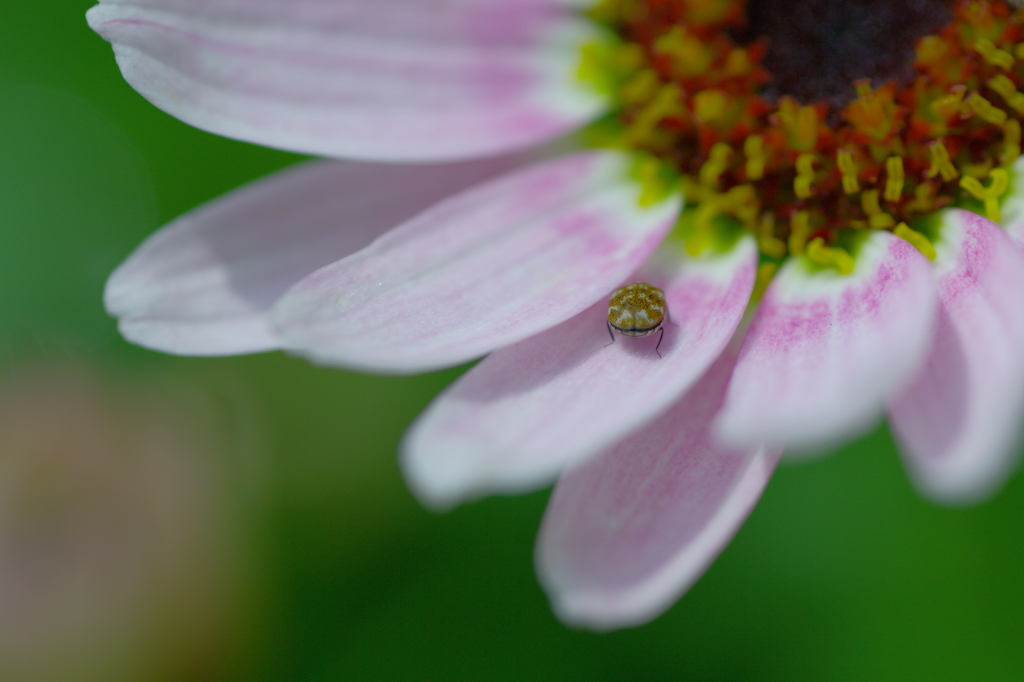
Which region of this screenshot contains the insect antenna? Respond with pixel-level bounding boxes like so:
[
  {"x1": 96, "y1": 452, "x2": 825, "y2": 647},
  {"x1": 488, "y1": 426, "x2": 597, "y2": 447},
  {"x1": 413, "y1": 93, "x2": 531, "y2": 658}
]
[{"x1": 604, "y1": 321, "x2": 616, "y2": 347}]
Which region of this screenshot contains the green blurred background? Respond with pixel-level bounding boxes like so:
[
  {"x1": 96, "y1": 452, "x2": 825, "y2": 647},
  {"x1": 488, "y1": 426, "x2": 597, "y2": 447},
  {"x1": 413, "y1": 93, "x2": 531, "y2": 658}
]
[{"x1": 2, "y1": 1, "x2": 1023, "y2": 680}]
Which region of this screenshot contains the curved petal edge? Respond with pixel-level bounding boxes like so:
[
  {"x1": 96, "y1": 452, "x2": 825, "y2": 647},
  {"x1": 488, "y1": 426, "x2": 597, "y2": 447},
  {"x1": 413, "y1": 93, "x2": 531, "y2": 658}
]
[
  {"x1": 86, "y1": 1, "x2": 605, "y2": 161},
  {"x1": 536, "y1": 351, "x2": 781, "y2": 630},
  {"x1": 889, "y1": 209, "x2": 1024, "y2": 504}
]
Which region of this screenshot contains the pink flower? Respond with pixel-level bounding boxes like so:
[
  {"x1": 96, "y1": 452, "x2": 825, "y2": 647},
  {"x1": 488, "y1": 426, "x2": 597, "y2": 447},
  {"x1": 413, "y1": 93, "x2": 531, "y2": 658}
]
[{"x1": 88, "y1": 0, "x2": 1024, "y2": 629}]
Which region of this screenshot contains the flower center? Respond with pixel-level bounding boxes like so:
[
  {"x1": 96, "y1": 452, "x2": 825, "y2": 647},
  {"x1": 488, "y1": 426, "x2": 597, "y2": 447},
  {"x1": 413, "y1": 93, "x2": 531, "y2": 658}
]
[
  {"x1": 740, "y1": 0, "x2": 954, "y2": 107},
  {"x1": 580, "y1": 0, "x2": 1024, "y2": 275}
]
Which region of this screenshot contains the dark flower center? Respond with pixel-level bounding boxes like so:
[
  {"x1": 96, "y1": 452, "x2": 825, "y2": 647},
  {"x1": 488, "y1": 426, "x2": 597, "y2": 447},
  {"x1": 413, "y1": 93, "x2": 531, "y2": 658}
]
[{"x1": 741, "y1": 0, "x2": 955, "y2": 107}]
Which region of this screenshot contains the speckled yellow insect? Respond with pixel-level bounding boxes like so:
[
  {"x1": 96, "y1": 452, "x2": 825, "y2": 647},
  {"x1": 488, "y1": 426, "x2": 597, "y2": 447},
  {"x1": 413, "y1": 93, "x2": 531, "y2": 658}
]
[{"x1": 605, "y1": 282, "x2": 668, "y2": 357}]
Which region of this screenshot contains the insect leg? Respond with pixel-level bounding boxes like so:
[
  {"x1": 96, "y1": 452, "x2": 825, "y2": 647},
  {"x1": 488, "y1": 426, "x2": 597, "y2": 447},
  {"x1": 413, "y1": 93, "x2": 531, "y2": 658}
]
[
  {"x1": 655, "y1": 326, "x2": 664, "y2": 358},
  {"x1": 604, "y1": 321, "x2": 616, "y2": 347}
]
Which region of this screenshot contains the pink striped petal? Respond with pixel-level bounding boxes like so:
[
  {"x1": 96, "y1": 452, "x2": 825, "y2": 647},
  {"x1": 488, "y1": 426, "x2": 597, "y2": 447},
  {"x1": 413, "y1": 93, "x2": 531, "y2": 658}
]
[
  {"x1": 402, "y1": 235, "x2": 757, "y2": 507},
  {"x1": 107, "y1": 156, "x2": 528, "y2": 355},
  {"x1": 888, "y1": 210, "x2": 1024, "y2": 503},
  {"x1": 715, "y1": 230, "x2": 937, "y2": 452},
  {"x1": 272, "y1": 151, "x2": 680, "y2": 373},
  {"x1": 536, "y1": 350, "x2": 781, "y2": 630},
  {"x1": 86, "y1": 0, "x2": 603, "y2": 161}
]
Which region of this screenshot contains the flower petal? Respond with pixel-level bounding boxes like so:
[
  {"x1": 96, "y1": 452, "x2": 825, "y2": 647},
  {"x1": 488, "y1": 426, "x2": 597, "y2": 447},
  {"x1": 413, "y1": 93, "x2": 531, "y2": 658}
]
[
  {"x1": 402, "y1": 234, "x2": 757, "y2": 507},
  {"x1": 715, "y1": 230, "x2": 937, "y2": 452},
  {"x1": 272, "y1": 151, "x2": 680, "y2": 374},
  {"x1": 888, "y1": 210, "x2": 1024, "y2": 503},
  {"x1": 107, "y1": 156, "x2": 529, "y2": 355},
  {"x1": 535, "y1": 350, "x2": 781, "y2": 630},
  {"x1": 86, "y1": 0, "x2": 603, "y2": 161}
]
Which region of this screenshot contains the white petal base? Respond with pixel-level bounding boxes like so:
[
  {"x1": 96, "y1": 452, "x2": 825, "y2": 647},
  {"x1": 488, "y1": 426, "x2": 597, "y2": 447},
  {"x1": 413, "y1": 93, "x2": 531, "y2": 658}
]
[{"x1": 715, "y1": 231, "x2": 937, "y2": 453}]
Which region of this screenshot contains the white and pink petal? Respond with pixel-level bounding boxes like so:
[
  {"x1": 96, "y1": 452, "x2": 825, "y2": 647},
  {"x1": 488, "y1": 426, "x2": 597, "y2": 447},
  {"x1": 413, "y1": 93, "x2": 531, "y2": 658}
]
[
  {"x1": 888, "y1": 209, "x2": 1024, "y2": 504},
  {"x1": 536, "y1": 350, "x2": 781, "y2": 630},
  {"x1": 106, "y1": 156, "x2": 529, "y2": 355},
  {"x1": 86, "y1": 0, "x2": 604, "y2": 161},
  {"x1": 272, "y1": 151, "x2": 680, "y2": 374},
  {"x1": 401, "y1": 234, "x2": 757, "y2": 507},
  {"x1": 715, "y1": 230, "x2": 937, "y2": 452}
]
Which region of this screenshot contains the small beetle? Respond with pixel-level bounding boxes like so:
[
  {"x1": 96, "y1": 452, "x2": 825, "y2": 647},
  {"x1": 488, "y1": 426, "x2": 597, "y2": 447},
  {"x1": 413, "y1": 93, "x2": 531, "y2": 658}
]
[{"x1": 605, "y1": 282, "x2": 668, "y2": 357}]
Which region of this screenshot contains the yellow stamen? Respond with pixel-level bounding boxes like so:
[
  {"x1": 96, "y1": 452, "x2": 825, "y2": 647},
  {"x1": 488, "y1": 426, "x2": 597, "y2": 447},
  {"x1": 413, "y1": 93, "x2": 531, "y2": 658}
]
[
  {"x1": 627, "y1": 84, "x2": 684, "y2": 145},
  {"x1": 861, "y1": 189, "x2": 882, "y2": 214},
  {"x1": 1004, "y1": 119, "x2": 1022, "y2": 164},
  {"x1": 962, "y1": 160, "x2": 994, "y2": 178},
  {"x1": 904, "y1": 182, "x2": 937, "y2": 215},
  {"x1": 794, "y1": 153, "x2": 816, "y2": 199},
  {"x1": 724, "y1": 184, "x2": 756, "y2": 204},
  {"x1": 744, "y1": 135, "x2": 766, "y2": 181},
  {"x1": 694, "y1": 89, "x2": 728, "y2": 123},
  {"x1": 778, "y1": 97, "x2": 818, "y2": 151},
  {"x1": 837, "y1": 149, "x2": 860, "y2": 194},
  {"x1": 686, "y1": 202, "x2": 718, "y2": 256},
  {"x1": 575, "y1": 42, "x2": 607, "y2": 88},
  {"x1": 788, "y1": 210, "x2": 811, "y2": 255},
  {"x1": 807, "y1": 237, "x2": 855, "y2": 275},
  {"x1": 699, "y1": 142, "x2": 733, "y2": 188},
  {"x1": 927, "y1": 141, "x2": 959, "y2": 182},
  {"x1": 869, "y1": 213, "x2": 896, "y2": 229},
  {"x1": 752, "y1": 262, "x2": 778, "y2": 303},
  {"x1": 633, "y1": 155, "x2": 674, "y2": 207},
  {"x1": 966, "y1": 93, "x2": 1008, "y2": 125},
  {"x1": 894, "y1": 222, "x2": 937, "y2": 261},
  {"x1": 716, "y1": 184, "x2": 759, "y2": 224},
  {"x1": 960, "y1": 168, "x2": 1009, "y2": 222},
  {"x1": 679, "y1": 175, "x2": 710, "y2": 202},
  {"x1": 931, "y1": 85, "x2": 968, "y2": 121},
  {"x1": 860, "y1": 189, "x2": 895, "y2": 228},
  {"x1": 685, "y1": 184, "x2": 758, "y2": 256},
  {"x1": 845, "y1": 82, "x2": 900, "y2": 141},
  {"x1": 725, "y1": 184, "x2": 760, "y2": 226},
  {"x1": 855, "y1": 79, "x2": 873, "y2": 98},
  {"x1": 654, "y1": 26, "x2": 713, "y2": 78},
  {"x1": 725, "y1": 48, "x2": 752, "y2": 76},
  {"x1": 885, "y1": 156, "x2": 905, "y2": 202},
  {"x1": 678, "y1": 0, "x2": 735, "y2": 24},
  {"x1": 757, "y1": 213, "x2": 787, "y2": 258},
  {"x1": 917, "y1": 36, "x2": 949, "y2": 65},
  {"x1": 620, "y1": 69, "x2": 661, "y2": 106},
  {"x1": 576, "y1": 41, "x2": 643, "y2": 92},
  {"x1": 986, "y1": 75, "x2": 1024, "y2": 114},
  {"x1": 797, "y1": 107, "x2": 817, "y2": 148},
  {"x1": 612, "y1": 42, "x2": 645, "y2": 70},
  {"x1": 974, "y1": 37, "x2": 1015, "y2": 70}
]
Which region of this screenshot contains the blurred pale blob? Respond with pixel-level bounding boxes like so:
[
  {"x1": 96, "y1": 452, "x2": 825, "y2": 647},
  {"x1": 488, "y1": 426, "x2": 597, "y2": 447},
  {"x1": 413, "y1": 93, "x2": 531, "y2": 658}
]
[{"x1": 0, "y1": 364, "x2": 262, "y2": 682}]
